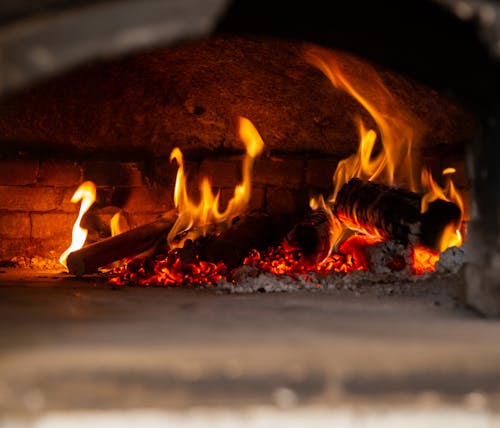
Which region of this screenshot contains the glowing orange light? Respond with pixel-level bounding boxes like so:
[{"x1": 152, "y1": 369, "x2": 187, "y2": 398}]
[
  {"x1": 304, "y1": 46, "x2": 465, "y2": 262},
  {"x1": 167, "y1": 116, "x2": 264, "y2": 246},
  {"x1": 421, "y1": 167, "x2": 464, "y2": 251},
  {"x1": 59, "y1": 181, "x2": 96, "y2": 269}
]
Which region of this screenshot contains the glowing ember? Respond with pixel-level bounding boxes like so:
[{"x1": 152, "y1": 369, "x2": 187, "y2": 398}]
[
  {"x1": 411, "y1": 245, "x2": 440, "y2": 275},
  {"x1": 108, "y1": 251, "x2": 227, "y2": 287},
  {"x1": 246, "y1": 236, "x2": 377, "y2": 277},
  {"x1": 59, "y1": 181, "x2": 96, "y2": 269}
]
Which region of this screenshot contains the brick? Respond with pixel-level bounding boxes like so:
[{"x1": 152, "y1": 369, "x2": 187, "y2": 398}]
[
  {"x1": 125, "y1": 213, "x2": 161, "y2": 229},
  {"x1": 199, "y1": 159, "x2": 240, "y2": 187},
  {"x1": 253, "y1": 158, "x2": 303, "y2": 187},
  {"x1": 151, "y1": 157, "x2": 182, "y2": 186},
  {"x1": 0, "y1": 239, "x2": 31, "y2": 261},
  {"x1": 219, "y1": 185, "x2": 266, "y2": 213},
  {"x1": 0, "y1": 186, "x2": 62, "y2": 211},
  {"x1": 81, "y1": 208, "x2": 130, "y2": 240},
  {"x1": 31, "y1": 213, "x2": 76, "y2": 239},
  {"x1": 0, "y1": 212, "x2": 31, "y2": 238},
  {"x1": 83, "y1": 161, "x2": 144, "y2": 186},
  {"x1": 0, "y1": 160, "x2": 38, "y2": 185},
  {"x1": 305, "y1": 158, "x2": 338, "y2": 189},
  {"x1": 33, "y1": 237, "x2": 71, "y2": 261},
  {"x1": 266, "y1": 187, "x2": 309, "y2": 217},
  {"x1": 38, "y1": 160, "x2": 82, "y2": 186},
  {"x1": 60, "y1": 187, "x2": 88, "y2": 213},
  {"x1": 122, "y1": 185, "x2": 173, "y2": 213}
]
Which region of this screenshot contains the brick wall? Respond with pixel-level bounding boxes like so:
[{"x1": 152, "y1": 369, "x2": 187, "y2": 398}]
[{"x1": 0, "y1": 152, "x2": 467, "y2": 265}]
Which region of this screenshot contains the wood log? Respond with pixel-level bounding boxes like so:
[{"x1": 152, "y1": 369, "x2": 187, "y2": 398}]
[
  {"x1": 174, "y1": 211, "x2": 279, "y2": 269},
  {"x1": 334, "y1": 178, "x2": 422, "y2": 245},
  {"x1": 285, "y1": 178, "x2": 463, "y2": 260},
  {"x1": 203, "y1": 211, "x2": 279, "y2": 269},
  {"x1": 283, "y1": 209, "x2": 332, "y2": 264},
  {"x1": 66, "y1": 210, "x2": 178, "y2": 276}
]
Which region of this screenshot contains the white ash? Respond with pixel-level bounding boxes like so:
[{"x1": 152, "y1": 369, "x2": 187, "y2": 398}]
[
  {"x1": 364, "y1": 240, "x2": 413, "y2": 274},
  {"x1": 219, "y1": 244, "x2": 466, "y2": 294},
  {"x1": 218, "y1": 266, "x2": 423, "y2": 294},
  {"x1": 436, "y1": 245, "x2": 466, "y2": 273}
]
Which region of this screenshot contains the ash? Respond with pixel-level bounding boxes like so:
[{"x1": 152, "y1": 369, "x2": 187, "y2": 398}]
[
  {"x1": 436, "y1": 245, "x2": 466, "y2": 274},
  {"x1": 219, "y1": 244, "x2": 466, "y2": 295}
]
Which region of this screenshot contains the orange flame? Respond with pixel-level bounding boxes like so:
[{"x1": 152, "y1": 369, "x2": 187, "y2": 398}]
[
  {"x1": 168, "y1": 116, "x2": 264, "y2": 246},
  {"x1": 304, "y1": 46, "x2": 464, "y2": 260},
  {"x1": 59, "y1": 181, "x2": 96, "y2": 269},
  {"x1": 421, "y1": 167, "x2": 464, "y2": 251},
  {"x1": 110, "y1": 213, "x2": 122, "y2": 237}
]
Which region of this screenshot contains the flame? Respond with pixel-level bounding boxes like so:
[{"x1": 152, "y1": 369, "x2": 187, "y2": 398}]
[
  {"x1": 421, "y1": 167, "x2": 464, "y2": 251},
  {"x1": 305, "y1": 47, "x2": 420, "y2": 198},
  {"x1": 59, "y1": 181, "x2": 96, "y2": 269},
  {"x1": 168, "y1": 116, "x2": 264, "y2": 246},
  {"x1": 110, "y1": 212, "x2": 123, "y2": 237},
  {"x1": 411, "y1": 245, "x2": 440, "y2": 275},
  {"x1": 304, "y1": 46, "x2": 464, "y2": 260}
]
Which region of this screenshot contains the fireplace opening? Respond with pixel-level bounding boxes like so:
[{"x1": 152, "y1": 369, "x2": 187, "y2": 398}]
[
  {"x1": 0, "y1": 0, "x2": 495, "y2": 293},
  {"x1": 2, "y1": 0, "x2": 500, "y2": 422}
]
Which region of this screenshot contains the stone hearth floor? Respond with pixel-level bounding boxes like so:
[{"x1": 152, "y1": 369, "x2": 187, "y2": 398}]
[{"x1": 1, "y1": 269, "x2": 500, "y2": 426}]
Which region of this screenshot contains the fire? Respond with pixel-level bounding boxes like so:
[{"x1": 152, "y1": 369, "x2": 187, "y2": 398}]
[
  {"x1": 59, "y1": 181, "x2": 96, "y2": 269},
  {"x1": 304, "y1": 46, "x2": 464, "y2": 267},
  {"x1": 421, "y1": 167, "x2": 464, "y2": 251},
  {"x1": 167, "y1": 116, "x2": 264, "y2": 246}
]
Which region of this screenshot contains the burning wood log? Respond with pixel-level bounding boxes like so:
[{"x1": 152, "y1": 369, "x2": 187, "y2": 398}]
[
  {"x1": 285, "y1": 178, "x2": 462, "y2": 260},
  {"x1": 202, "y1": 211, "x2": 279, "y2": 269},
  {"x1": 334, "y1": 178, "x2": 422, "y2": 245},
  {"x1": 66, "y1": 210, "x2": 178, "y2": 276},
  {"x1": 175, "y1": 211, "x2": 279, "y2": 270},
  {"x1": 283, "y1": 209, "x2": 333, "y2": 264}
]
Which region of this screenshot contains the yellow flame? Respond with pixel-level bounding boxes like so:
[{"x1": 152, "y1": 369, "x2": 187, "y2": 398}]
[
  {"x1": 304, "y1": 46, "x2": 464, "y2": 254},
  {"x1": 167, "y1": 116, "x2": 264, "y2": 246},
  {"x1": 110, "y1": 212, "x2": 122, "y2": 237},
  {"x1": 421, "y1": 167, "x2": 464, "y2": 251},
  {"x1": 304, "y1": 47, "x2": 420, "y2": 200},
  {"x1": 59, "y1": 181, "x2": 96, "y2": 269}
]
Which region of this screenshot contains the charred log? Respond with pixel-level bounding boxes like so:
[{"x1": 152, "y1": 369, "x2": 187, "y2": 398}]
[
  {"x1": 284, "y1": 209, "x2": 332, "y2": 264},
  {"x1": 334, "y1": 178, "x2": 422, "y2": 245},
  {"x1": 174, "y1": 211, "x2": 279, "y2": 270},
  {"x1": 66, "y1": 210, "x2": 178, "y2": 276},
  {"x1": 285, "y1": 178, "x2": 463, "y2": 260}
]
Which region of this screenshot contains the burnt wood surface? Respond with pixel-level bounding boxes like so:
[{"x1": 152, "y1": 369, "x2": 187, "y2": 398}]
[
  {"x1": 334, "y1": 179, "x2": 422, "y2": 245},
  {"x1": 0, "y1": 37, "x2": 475, "y2": 158},
  {"x1": 66, "y1": 210, "x2": 178, "y2": 276},
  {"x1": 176, "y1": 211, "x2": 279, "y2": 270},
  {"x1": 284, "y1": 209, "x2": 333, "y2": 264},
  {"x1": 285, "y1": 179, "x2": 463, "y2": 259}
]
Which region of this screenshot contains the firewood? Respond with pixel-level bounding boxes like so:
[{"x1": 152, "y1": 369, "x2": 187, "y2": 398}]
[
  {"x1": 202, "y1": 211, "x2": 279, "y2": 269},
  {"x1": 66, "y1": 210, "x2": 178, "y2": 276},
  {"x1": 334, "y1": 178, "x2": 422, "y2": 245},
  {"x1": 283, "y1": 209, "x2": 333, "y2": 264},
  {"x1": 285, "y1": 178, "x2": 462, "y2": 260},
  {"x1": 173, "y1": 211, "x2": 279, "y2": 269}
]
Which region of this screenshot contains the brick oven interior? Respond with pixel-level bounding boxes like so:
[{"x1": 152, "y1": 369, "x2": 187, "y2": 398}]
[{"x1": 1, "y1": 0, "x2": 500, "y2": 425}]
